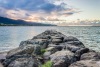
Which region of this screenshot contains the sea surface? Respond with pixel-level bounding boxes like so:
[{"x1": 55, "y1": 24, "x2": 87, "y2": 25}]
[{"x1": 0, "y1": 26, "x2": 100, "y2": 52}]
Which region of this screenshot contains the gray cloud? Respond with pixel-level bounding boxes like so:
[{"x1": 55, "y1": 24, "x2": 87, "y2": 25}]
[
  {"x1": 0, "y1": 0, "x2": 79, "y2": 21},
  {"x1": 0, "y1": 0, "x2": 66, "y2": 12}
]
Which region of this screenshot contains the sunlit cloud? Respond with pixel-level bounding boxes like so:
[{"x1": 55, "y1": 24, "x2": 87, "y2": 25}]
[{"x1": 0, "y1": 0, "x2": 79, "y2": 22}]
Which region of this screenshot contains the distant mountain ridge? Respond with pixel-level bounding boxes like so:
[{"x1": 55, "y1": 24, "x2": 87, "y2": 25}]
[{"x1": 0, "y1": 16, "x2": 56, "y2": 26}]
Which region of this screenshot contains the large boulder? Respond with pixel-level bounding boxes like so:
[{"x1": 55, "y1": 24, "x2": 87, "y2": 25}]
[
  {"x1": 40, "y1": 41, "x2": 49, "y2": 49},
  {"x1": 69, "y1": 51, "x2": 100, "y2": 67},
  {"x1": 80, "y1": 51, "x2": 100, "y2": 60},
  {"x1": 50, "y1": 50, "x2": 76, "y2": 67},
  {"x1": 6, "y1": 48, "x2": 24, "y2": 59},
  {"x1": 64, "y1": 36, "x2": 79, "y2": 42},
  {"x1": 65, "y1": 41, "x2": 85, "y2": 48},
  {"x1": 3, "y1": 55, "x2": 30, "y2": 67},
  {"x1": 33, "y1": 45, "x2": 41, "y2": 55},
  {"x1": 8, "y1": 57, "x2": 39, "y2": 67},
  {"x1": 74, "y1": 48, "x2": 89, "y2": 60},
  {"x1": 33, "y1": 38, "x2": 49, "y2": 49},
  {"x1": 19, "y1": 40, "x2": 35, "y2": 47},
  {"x1": 43, "y1": 51, "x2": 51, "y2": 60},
  {"x1": 63, "y1": 36, "x2": 85, "y2": 48},
  {"x1": 65, "y1": 45, "x2": 81, "y2": 53},
  {"x1": 6, "y1": 44, "x2": 35, "y2": 59},
  {"x1": 4, "y1": 55, "x2": 40, "y2": 67},
  {"x1": 69, "y1": 60, "x2": 100, "y2": 67},
  {"x1": 43, "y1": 47, "x2": 59, "y2": 60}
]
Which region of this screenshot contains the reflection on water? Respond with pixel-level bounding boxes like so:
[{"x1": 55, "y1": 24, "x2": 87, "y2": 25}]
[{"x1": 0, "y1": 26, "x2": 100, "y2": 52}]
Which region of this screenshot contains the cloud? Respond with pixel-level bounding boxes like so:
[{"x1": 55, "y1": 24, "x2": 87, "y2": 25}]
[
  {"x1": 0, "y1": 0, "x2": 62, "y2": 12},
  {"x1": 0, "y1": 7, "x2": 7, "y2": 17},
  {"x1": 46, "y1": 17, "x2": 60, "y2": 21},
  {"x1": 0, "y1": 0, "x2": 79, "y2": 21}
]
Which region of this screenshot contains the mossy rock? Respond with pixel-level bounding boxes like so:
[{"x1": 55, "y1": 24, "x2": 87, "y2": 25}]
[{"x1": 42, "y1": 61, "x2": 52, "y2": 67}]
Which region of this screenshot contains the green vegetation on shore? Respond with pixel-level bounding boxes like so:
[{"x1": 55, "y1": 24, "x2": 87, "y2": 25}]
[
  {"x1": 42, "y1": 61, "x2": 52, "y2": 67},
  {"x1": 40, "y1": 49, "x2": 47, "y2": 55}
]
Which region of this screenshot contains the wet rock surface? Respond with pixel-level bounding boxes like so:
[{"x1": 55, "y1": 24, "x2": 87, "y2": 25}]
[
  {"x1": 0, "y1": 30, "x2": 100, "y2": 67},
  {"x1": 69, "y1": 60, "x2": 100, "y2": 67},
  {"x1": 50, "y1": 50, "x2": 75, "y2": 67}
]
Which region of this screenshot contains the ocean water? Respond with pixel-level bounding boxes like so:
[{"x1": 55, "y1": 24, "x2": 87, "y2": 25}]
[{"x1": 0, "y1": 26, "x2": 100, "y2": 52}]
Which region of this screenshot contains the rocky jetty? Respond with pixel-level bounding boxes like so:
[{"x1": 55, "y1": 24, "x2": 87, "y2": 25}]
[{"x1": 0, "y1": 30, "x2": 100, "y2": 67}]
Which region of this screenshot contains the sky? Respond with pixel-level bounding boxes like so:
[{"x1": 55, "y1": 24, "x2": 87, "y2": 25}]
[{"x1": 0, "y1": 0, "x2": 100, "y2": 24}]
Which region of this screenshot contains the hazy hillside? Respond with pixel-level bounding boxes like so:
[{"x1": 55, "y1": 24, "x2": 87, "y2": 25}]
[{"x1": 0, "y1": 16, "x2": 56, "y2": 26}]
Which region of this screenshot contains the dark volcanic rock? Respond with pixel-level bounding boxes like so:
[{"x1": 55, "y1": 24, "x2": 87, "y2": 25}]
[
  {"x1": 50, "y1": 50, "x2": 76, "y2": 67},
  {"x1": 43, "y1": 46, "x2": 60, "y2": 60},
  {"x1": 33, "y1": 45, "x2": 41, "y2": 55},
  {"x1": 64, "y1": 36, "x2": 79, "y2": 42},
  {"x1": 6, "y1": 44, "x2": 35, "y2": 59},
  {"x1": 65, "y1": 45, "x2": 81, "y2": 53},
  {"x1": 69, "y1": 60, "x2": 100, "y2": 67},
  {"x1": 1, "y1": 30, "x2": 100, "y2": 67},
  {"x1": 69, "y1": 51, "x2": 100, "y2": 67},
  {"x1": 74, "y1": 48, "x2": 89, "y2": 60},
  {"x1": 80, "y1": 51, "x2": 100, "y2": 60},
  {"x1": 43, "y1": 51, "x2": 51, "y2": 60},
  {"x1": 19, "y1": 40, "x2": 35, "y2": 47},
  {"x1": 4, "y1": 55, "x2": 40, "y2": 67},
  {"x1": 8, "y1": 57, "x2": 40, "y2": 67},
  {"x1": 3, "y1": 55, "x2": 31, "y2": 67},
  {"x1": 66, "y1": 41, "x2": 85, "y2": 48}
]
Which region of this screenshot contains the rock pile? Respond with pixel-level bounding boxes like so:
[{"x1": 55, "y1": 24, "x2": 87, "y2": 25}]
[{"x1": 0, "y1": 30, "x2": 100, "y2": 67}]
